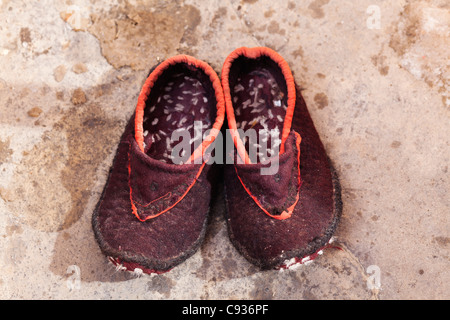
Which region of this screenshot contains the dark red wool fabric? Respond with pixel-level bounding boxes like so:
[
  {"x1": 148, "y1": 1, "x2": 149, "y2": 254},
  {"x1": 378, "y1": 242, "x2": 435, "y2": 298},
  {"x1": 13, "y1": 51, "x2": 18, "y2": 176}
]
[
  {"x1": 128, "y1": 138, "x2": 205, "y2": 221},
  {"x1": 233, "y1": 132, "x2": 300, "y2": 216},
  {"x1": 223, "y1": 52, "x2": 342, "y2": 269},
  {"x1": 92, "y1": 57, "x2": 223, "y2": 273},
  {"x1": 92, "y1": 116, "x2": 216, "y2": 271}
]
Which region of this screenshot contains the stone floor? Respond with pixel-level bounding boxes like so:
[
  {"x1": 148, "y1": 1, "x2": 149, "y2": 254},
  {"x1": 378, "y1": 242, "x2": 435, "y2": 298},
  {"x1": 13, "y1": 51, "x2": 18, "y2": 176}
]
[{"x1": 0, "y1": 0, "x2": 448, "y2": 300}]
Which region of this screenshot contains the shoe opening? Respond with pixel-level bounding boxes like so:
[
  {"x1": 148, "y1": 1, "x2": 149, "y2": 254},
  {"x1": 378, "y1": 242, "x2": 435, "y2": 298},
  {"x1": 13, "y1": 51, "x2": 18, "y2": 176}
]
[
  {"x1": 141, "y1": 62, "x2": 217, "y2": 164},
  {"x1": 227, "y1": 55, "x2": 288, "y2": 163}
]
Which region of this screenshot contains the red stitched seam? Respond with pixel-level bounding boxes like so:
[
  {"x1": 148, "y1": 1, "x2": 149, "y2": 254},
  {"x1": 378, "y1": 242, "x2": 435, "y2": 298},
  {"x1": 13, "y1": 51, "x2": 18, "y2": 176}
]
[
  {"x1": 128, "y1": 144, "x2": 206, "y2": 222},
  {"x1": 133, "y1": 192, "x2": 172, "y2": 208},
  {"x1": 235, "y1": 131, "x2": 302, "y2": 220}
]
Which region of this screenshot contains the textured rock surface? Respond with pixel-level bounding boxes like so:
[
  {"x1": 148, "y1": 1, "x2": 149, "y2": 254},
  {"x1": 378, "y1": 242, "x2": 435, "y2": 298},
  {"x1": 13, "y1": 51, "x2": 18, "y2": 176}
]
[{"x1": 0, "y1": 0, "x2": 448, "y2": 299}]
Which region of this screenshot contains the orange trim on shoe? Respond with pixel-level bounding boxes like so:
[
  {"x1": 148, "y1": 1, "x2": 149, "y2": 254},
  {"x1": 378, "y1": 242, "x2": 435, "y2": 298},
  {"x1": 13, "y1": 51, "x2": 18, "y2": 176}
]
[
  {"x1": 130, "y1": 55, "x2": 224, "y2": 221},
  {"x1": 128, "y1": 145, "x2": 207, "y2": 222},
  {"x1": 221, "y1": 47, "x2": 296, "y2": 163},
  {"x1": 134, "y1": 55, "x2": 225, "y2": 163},
  {"x1": 234, "y1": 131, "x2": 302, "y2": 220}
]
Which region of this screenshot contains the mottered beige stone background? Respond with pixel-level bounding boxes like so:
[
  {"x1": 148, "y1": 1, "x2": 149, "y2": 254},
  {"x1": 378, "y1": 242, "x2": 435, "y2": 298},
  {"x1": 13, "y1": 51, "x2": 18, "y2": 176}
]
[{"x1": 0, "y1": 0, "x2": 448, "y2": 299}]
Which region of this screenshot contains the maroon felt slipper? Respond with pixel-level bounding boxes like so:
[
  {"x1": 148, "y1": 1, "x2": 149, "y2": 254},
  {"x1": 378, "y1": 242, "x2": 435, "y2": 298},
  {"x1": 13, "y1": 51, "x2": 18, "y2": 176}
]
[
  {"x1": 92, "y1": 55, "x2": 225, "y2": 274},
  {"x1": 221, "y1": 47, "x2": 342, "y2": 270}
]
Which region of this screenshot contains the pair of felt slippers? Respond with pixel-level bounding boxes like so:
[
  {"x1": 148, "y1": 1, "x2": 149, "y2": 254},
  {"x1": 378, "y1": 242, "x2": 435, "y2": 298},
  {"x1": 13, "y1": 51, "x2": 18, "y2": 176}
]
[{"x1": 92, "y1": 47, "x2": 342, "y2": 274}]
